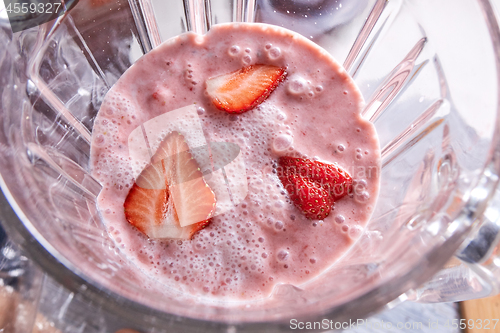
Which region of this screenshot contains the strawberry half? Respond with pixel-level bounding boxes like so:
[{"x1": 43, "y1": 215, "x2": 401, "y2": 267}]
[
  {"x1": 277, "y1": 156, "x2": 353, "y2": 220},
  {"x1": 205, "y1": 64, "x2": 287, "y2": 114},
  {"x1": 284, "y1": 174, "x2": 333, "y2": 220},
  {"x1": 124, "y1": 132, "x2": 216, "y2": 240}
]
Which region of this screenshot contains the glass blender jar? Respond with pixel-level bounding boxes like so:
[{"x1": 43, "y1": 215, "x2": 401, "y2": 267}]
[{"x1": 1, "y1": 0, "x2": 500, "y2": 331}]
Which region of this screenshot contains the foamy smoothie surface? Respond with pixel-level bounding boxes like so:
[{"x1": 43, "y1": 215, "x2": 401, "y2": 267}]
[{"x1": 90, "y1": 23, "x2": 380, "y2": 301}]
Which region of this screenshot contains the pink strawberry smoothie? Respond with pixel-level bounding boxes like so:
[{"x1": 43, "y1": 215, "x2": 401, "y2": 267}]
[{"x1": 90, "y1": 23, "x2": 380, "y2": 301}]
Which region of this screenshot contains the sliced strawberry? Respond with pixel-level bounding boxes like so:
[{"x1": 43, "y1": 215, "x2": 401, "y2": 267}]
[
  {"x1": 152, "y1": 132, "x2": 216, "y2": 227},
  {"x1": 286, "y1": 174, "x2": 333, "y2": 220},
  {"x1": 277, "y1": 156, "x2": 353, "y2": 220},
  {"x1": 310, "y1": 162, "x2": 353, "y2": 200},
  {"x1": 124, "y1": 132, "x2": 216, "y2": 239},
  {"x1": 123, "y1": 166, "x2": 168, "y2": 236},
  {"x1": 206, "y1": 64, "x2": 287, "y2": 114}
]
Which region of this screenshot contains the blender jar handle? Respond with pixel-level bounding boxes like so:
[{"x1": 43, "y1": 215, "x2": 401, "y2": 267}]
[
  {"x1": 408, "y1": 183, "x2": 500, "y2": 303},
  {"x1": 400, "y1": 0, "x2": 500, "y2": 305}
]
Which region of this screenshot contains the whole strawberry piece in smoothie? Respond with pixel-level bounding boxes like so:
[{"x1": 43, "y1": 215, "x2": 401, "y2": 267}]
[
  {"x1": 277, "y1": 156, "x2": 353, "y2": 219},
  {"x1": 283, "y1": 174, "x2": 334, "y2": 220},
  {"x1": 124, "y1": 132, "x2": 216, "y2": 240},
  {"x1": 206, "y1": 64, "x2": 287, "y2": 114}
]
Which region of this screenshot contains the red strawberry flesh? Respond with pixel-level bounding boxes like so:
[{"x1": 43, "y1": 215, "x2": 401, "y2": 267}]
[
  {"x1": 277, "y1": 156, "x2": 353, "y2": 220},
  {"x1": 285, "y1": 174, "x2": 333, "y2": 220},
  {"x1": 206, "y1": 64, "x2": 287, "y2": 114}
]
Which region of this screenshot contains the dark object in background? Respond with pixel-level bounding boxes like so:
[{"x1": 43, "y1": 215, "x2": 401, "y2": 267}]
[
  {"x1": 5, "y1": 0, "x2": 79, "y2": 33},
  {"x1": 458, "y1": 223, "x2": 500, "y2": 264},
  {"x1": 256, "y1": 0, "x2": 369, "y2": 38},
  {"x1": 0, "y1": 223, "x2": 6, "y2": 249}
]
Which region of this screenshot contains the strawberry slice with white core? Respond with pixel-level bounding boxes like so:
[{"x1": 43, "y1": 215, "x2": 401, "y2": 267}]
[
  {"x1": 124, "y1": 132, "x2": 216, "y2": 239},
  {"x1": 123, "y1": 164, "x2": 168, "y2": 235},
  {"x1": 206, "y1": 64, "x2": 287, "y2": 114},
  {"x1": 153, "y1": 132, "x2": 216, "y2": 227}
]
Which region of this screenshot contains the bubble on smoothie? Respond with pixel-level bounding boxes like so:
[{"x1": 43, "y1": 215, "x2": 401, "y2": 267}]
[
  {"x1": 242, "y1": 55, "x2": 252, "y2": 65},
  {"x1": 348, "y1": 225, "x2": 363, "y2": 240},
  {"x1": 228, "y1": 45, "x2": 240, "y2": 56},
  {"x1": 355, "y1": 191, "x2": 370, "y2": 203},
  {"x1": 265, "y1": 43, "x2": 272, "y2": 50},
  {"x1": 268, "y1": 47, "x2": 281, "y2": 59},
  {"x1": 274, "y1": 221, "x2": 284, "y2": 230},
  {"x1": 315, "y1": 85, "x2": 323, "y2": 93},
  {"x1": 287, "y1": 76, "x2": 308, "y2": 95},
  {"x1": 337, "y1": 144, "x2": 345, "y2": 152},
  {"x1": 354, "y1": 179, "x2": 367, "y2": 188},
  {"x1": 335, "y1": 215, "x2": 345, "y2": 224},
  {"x1": 274, "y1": 200, "x2": 285, "y2": 209},
  {"x1": 341, "y1": 225, "x2": 349, "y2": 233},
  {"x1": 272, "y1": 135, "x2": 293, "y2": 152},
  {"x1": 94, "y1": 134, "x2": 106, "y2": 147},
  {"x1": 276, "y1": 250, "x2": 289, "y2": 261},
  {"x1": 264, "y1": 217, "x2": 274, "y2": 228},
  {"x1": 229, "y1": 114, "x2": 239, "y2": 122}
]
